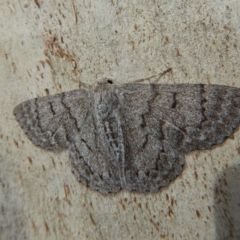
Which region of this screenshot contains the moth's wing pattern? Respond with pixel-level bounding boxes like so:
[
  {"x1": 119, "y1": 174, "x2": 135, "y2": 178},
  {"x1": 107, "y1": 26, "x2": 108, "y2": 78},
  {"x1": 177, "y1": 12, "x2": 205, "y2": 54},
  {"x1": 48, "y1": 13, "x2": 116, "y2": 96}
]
[
  {"x1": 69, "y1": 138, "x2": 122, "y2": 195},
  {"x1": 68, "y1": 114, "x2": 124, "y2": 194},
  {"x1": 118, "y1": 84, "x2": 240, "y2": 192},
  {"x1": 154, "y1": 84, "x2": 240, "y2": 152},
  {"x1": 118, "y1": 84, "x2": 183, "y2": 192},
  {"x1": 13, "y1": 89, "x2": 90, "y2": 151},
  {"x1": 67, "y1": 102, "x2": 123, "y2": 194},
  {"x1": 14, "y1": 88, "x2": 122, "y2": 194}
]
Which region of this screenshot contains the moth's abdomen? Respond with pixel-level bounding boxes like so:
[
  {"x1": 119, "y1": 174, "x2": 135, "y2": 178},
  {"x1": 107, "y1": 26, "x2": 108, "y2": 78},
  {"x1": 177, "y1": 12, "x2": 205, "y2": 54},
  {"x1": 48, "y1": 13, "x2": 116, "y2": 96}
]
[
  {"x1": 94, "y1": 89, "x2": 127, "y2": 188},
  {"x1": 94, "y1": 91, "x2": 121, "y2": 159}
]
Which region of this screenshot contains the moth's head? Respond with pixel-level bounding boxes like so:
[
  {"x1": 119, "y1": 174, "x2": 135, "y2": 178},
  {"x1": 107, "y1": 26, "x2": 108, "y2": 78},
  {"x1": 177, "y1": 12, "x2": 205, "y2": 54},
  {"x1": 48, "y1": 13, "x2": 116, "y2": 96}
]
[
  {"x1": 97, "y1": 78, "x2": 114, "y2": 86},
  {"x1": 93, "y1": 79, "x2": 118, "y2": 118},
  {"x1": 92, "y1": 78, "x2": 116, "y2": 93}
]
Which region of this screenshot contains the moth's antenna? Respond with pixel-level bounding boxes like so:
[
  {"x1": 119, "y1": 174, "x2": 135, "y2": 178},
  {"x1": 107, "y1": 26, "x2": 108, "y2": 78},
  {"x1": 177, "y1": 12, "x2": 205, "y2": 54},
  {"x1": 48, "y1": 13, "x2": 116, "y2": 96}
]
[
  {"x1": 79, "y1": 81, "x2": 91, "y2": 90},
  {"x1": 154, "y1": 68, "x2": 172, "y2": 83},
  {"x1": 135, "y1": 68, "x2": 172, "y2": 83}
]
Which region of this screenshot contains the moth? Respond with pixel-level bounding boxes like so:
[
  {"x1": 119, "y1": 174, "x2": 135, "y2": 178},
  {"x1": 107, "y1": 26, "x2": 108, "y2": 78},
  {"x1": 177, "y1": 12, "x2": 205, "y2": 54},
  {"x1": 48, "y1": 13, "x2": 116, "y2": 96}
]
[{"x1": 13, "y1": 81, "x2": 240, "y2": 194}]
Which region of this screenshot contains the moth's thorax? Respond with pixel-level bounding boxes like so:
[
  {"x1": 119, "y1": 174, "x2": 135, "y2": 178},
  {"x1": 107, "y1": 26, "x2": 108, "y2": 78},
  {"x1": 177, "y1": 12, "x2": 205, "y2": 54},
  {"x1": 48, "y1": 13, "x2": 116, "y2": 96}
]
[{"x1": 93, "y1": 86, "x2": 119, "y2": 120}]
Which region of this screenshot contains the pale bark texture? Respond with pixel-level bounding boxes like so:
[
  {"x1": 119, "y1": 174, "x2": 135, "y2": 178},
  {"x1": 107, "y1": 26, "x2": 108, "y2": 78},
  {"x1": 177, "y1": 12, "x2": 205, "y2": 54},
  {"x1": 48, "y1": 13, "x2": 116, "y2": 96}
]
[{"x1": 1, "y1": 1, "x2": 240, "y2": 240}]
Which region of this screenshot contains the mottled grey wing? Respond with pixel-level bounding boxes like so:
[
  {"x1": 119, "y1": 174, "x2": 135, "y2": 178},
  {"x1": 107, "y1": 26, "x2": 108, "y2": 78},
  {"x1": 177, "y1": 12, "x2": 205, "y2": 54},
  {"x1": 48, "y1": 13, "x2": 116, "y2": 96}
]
[
  {"x1": 152, "y1": 84, "x2": 240, "y2": 152},
  {"x1": 69, "y1": 136, "x2": 123, "y2": 195},
  {"x1": 13, "y1": 89, "x2": 90, "y2": 151},
  {"x1": 118, "y1": 84, "x2": 240, "y2": 192},
  {"x1": 14, "y1": 89, "x2": 122, "y2": 194}
]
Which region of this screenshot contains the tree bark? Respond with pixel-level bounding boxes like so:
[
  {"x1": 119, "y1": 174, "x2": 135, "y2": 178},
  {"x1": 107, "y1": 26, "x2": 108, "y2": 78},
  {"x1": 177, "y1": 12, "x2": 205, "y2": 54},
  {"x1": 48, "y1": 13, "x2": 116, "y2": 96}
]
[{"x1": 1, "y1": 1, "x2": 240, "y2": 239}]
